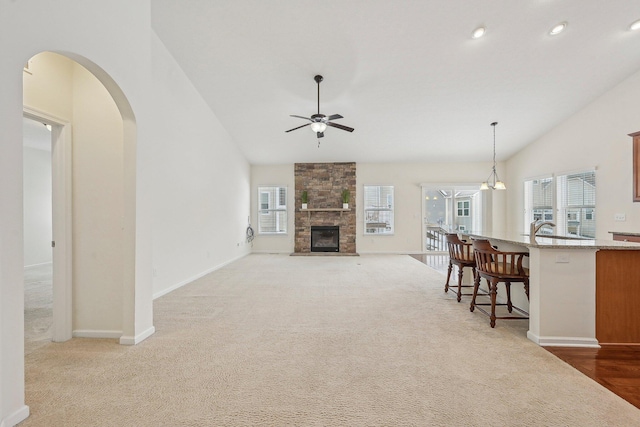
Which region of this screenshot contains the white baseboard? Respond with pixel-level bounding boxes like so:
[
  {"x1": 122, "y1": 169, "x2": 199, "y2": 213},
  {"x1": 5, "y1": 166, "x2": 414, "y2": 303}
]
[
  {"x1": 0, "y1": 404, "x2": 29, "y2": 427},
  {"x1": 153, "y1": 253, "x2": 249, "y2": 300},
  {"x1": 73, "y1": 329, "x2": 122, "y2": 339},
  {"x1": 250, "y1": 250, "x2": 291, "y2": 254},
  {"x1": 527, "y1": 331, "x2": 600, "y2": 348},
  {"x1": 119, "y1": 326, "x2": 155, "y2": 345}
]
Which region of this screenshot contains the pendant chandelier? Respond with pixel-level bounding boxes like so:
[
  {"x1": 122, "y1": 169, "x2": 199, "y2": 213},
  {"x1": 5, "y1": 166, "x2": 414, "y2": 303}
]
[{"x1": 480, "y1": 121, "x2": 506, "y2": 190}]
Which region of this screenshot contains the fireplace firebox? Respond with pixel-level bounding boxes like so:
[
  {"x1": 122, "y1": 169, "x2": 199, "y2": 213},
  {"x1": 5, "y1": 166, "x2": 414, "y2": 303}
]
[{"x1": 311, "y1": 226, "x2": 339, "y2": 252}]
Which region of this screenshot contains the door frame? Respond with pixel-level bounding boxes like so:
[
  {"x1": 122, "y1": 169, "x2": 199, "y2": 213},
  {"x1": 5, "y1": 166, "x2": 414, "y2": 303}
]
[
  {"x1": 23, "y1": 106, "x2": 72, "y2": 342},
  {"x1": 420, "y1": 183, "x2": 485, "y2": 253}
]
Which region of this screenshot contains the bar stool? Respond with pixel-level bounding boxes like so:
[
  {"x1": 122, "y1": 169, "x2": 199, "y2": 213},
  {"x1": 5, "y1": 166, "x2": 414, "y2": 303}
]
[
  {"x1": 470, "y1": 239, "x2": 530, "y2": 328},
  {"x1": 444, "y1": 233, "x2": 476, "y2": 302}
]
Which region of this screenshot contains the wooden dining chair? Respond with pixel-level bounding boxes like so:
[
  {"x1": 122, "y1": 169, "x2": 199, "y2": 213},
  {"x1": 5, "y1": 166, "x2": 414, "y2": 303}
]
[
  {"x1": 470, "y1": 239, "x2": 530, "y2": 327},
  {"x1": 444, "y1": 233, "x2": 476, "y2": 302}
]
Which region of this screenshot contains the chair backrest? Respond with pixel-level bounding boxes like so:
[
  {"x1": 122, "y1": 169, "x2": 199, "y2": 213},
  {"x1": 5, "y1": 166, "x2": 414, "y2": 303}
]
[
  {"x1": 446, "y1": 233, "x2": 474, "y2": 263},
  {"x1": 472, "y1": 239, "x2": 529, "y2": 278}
]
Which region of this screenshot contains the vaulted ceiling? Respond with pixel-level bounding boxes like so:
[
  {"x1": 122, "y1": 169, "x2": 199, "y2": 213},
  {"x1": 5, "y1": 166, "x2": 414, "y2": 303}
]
[{"x1": 151, "y1": 1, "x2": 640, "y2": 165}]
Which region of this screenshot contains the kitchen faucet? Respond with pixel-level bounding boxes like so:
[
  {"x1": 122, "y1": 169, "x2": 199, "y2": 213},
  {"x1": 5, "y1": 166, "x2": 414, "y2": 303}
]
[{"x1": 530, "y1": 220, "x2": 556, "y2": 237}]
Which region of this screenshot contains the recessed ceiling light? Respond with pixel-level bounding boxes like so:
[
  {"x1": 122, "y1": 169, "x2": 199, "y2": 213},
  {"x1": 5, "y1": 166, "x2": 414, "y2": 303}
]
[
  {"x1": 549, "y1": 22, "x2": 567, "y2": 36},
  {"x1": 630, "y1": 19, "x2": 640, "y2": 31},
  {"x1": 472, "y1": 26, "x2": 486, "y2": 39}
]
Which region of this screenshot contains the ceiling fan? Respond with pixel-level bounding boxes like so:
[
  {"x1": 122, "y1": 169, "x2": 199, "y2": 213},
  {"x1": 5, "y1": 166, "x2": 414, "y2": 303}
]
[{"x1": 285, "y1": 75, "x2": 354, "y2": 139}]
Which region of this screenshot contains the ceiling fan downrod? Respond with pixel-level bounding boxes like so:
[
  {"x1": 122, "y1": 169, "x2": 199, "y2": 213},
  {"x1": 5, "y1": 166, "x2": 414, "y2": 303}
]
[{"x1": 314, "y1": 75, "x2": 323, "y2": 115}]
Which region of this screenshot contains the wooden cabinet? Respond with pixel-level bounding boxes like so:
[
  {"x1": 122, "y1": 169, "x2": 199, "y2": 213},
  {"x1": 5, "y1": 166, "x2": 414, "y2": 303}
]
[{"x1": 596, "y1": 250, "x2": 640, "y2": 344}]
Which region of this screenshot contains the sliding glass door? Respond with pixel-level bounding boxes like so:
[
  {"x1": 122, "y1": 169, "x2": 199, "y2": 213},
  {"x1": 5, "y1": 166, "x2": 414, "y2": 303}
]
[{"x1": 422, "y1": 185, "x2": 483, "y2": 252}]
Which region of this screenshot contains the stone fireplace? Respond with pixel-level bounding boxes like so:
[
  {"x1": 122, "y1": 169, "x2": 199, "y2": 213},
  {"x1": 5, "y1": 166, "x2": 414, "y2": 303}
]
[{"x1": 294, "y1": 162, "x2": 356, "y2": 254}]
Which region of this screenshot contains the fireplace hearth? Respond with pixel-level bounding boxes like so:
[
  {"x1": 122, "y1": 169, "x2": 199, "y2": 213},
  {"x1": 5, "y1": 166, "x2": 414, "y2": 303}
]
[{"x1": 311, "y1": 226, "x2": 339, "y2": 252}]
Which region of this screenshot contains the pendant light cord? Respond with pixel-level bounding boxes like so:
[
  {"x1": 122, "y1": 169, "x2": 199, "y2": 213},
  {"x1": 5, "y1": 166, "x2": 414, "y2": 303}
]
[{"x1": 491, "y1": 122, "x2": 498, "y2": 178}]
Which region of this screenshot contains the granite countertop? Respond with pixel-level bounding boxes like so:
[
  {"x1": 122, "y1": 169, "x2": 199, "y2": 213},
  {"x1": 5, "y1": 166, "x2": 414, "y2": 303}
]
[{"x1": 466, "y1": 231, "x2": 640, "y2": 250}]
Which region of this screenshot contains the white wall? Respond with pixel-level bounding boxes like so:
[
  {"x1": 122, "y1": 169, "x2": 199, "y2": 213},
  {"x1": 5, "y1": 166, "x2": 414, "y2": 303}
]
[
  {"x1": 506, "y1": 68, "x2": 640, "y2": 238},
  {"x1": 357, "y1": 162, "x2": 505, "y2": 253},
  {"x1": 71, "y1": 60, "x2": 125, "y2": 334},
  {"x1": 149, "y1": 32, "x2": 251, "y2": 297},
  {"x1": 0, "y1": 2, "x2": 251, "y2": 425},
  {"x1": 23, "y1": 146, "x2": 52, "y2": 267},
  {"x1": 250, "y1": 161, "x2": 506, "y2": 254}
]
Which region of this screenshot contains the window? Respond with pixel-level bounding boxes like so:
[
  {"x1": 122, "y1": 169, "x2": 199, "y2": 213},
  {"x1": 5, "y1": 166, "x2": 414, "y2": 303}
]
[
  {"x1": 523, "y1": 171, "x2": 596, "y2": 238},
  {"x1": 457, "y1": 200, "x2": 470, "y2": 217},
  {"x1": 259, "y1": 192, "x2": 270, "y2": 213},
  {"x1": 364, "y1": 185, "x2": 394, "y2": 235},
  {"x1": 524, "y1": 176, "x2": 554, "y2": 233},
  {"x1": 257, "y1": 186, "x2": 287, "y2": 234},
  {"x1": 557, "y1": 171, "x2": 595, "y2": 238}
]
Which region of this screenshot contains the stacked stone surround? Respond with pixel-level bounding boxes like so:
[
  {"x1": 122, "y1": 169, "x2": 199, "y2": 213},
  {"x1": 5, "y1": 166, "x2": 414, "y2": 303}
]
[{"x1": 294, "y1": 162, "x2": 356, "y2": 253}]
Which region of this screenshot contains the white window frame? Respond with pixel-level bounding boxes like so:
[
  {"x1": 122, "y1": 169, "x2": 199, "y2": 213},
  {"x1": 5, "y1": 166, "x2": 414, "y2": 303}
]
[
  {"x1": 523, "y1": 170, "x2": 596, "y2": 238},
  {"x1": 523, "y1": 175, "x2": 554, "y2": 234},
  {"x1": 364, "y1": 185, "x2": 394, "y2": 235},
  {"x1": 556, "y1": 170, "x2": 596, "y2": 238},
  {"x1": 257, "y1": 186, "x2": 288, "y2": 234},
  {"x1": 420, "y1": 184, "x2": 484, "y2": 252}
]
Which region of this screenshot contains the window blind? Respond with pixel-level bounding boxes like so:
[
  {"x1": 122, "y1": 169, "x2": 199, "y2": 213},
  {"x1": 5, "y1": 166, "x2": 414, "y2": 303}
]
[
  {"x1": 364, "y1": 185, "x2": 394, "y2": 235},
  {"x1": 257, "y1": 186, "x2": 287, "y2": 234}
]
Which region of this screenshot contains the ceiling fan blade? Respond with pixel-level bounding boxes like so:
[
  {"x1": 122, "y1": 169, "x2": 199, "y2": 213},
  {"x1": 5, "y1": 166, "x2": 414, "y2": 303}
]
[
  {"x1": 327, "y1": 122, "x2": 354, "y2": 132},
  {"x1": 285, "y1": 123, "x2": 311, "y2": 133},
  {"x1": 290, "y1": 115, "x2": 312, "y2": 122},
  {"x1": 317, "y1": 132, "x2": 324, "y2": 138},
  {"x1": 327, "y1": 114, "x2": 343, "y2": 120}
]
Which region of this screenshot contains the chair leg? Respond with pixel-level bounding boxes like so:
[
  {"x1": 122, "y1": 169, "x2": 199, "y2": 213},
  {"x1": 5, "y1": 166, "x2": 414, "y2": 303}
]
[
  {"x1": 445, "y1": 261, "x2": 453, "y2": 292},
  {"x1": 489, "y1": 279, "x2": 498, "y2": 328},
  {"x1": 524, "y1": 278, "x2": 530, "y2": 300},
  {"x1": 505, "y1": 281, "x2": 512, "y2": 313},
  {"x1": 470, "y1": 273, "x2": 481, "y2": 312},
  {"x1": 456, "y1": 265, "x2": 464, "y2": 302}
]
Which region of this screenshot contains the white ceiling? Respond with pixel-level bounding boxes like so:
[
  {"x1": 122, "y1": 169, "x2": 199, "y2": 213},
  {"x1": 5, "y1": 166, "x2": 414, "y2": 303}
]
[{"x1": 150, "y1": 1, "x2": 640, "y2": 165}]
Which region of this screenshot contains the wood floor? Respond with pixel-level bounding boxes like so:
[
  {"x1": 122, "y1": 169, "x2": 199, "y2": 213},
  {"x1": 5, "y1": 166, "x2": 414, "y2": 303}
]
[{"x1": 545, "y1": 346, "x2": 640, "y2": 409}]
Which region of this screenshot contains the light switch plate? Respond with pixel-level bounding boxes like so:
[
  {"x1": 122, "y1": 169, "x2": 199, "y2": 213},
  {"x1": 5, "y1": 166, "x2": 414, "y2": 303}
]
[{"x1": 615, "y1": 213, "x2": 626, "y2": 221}]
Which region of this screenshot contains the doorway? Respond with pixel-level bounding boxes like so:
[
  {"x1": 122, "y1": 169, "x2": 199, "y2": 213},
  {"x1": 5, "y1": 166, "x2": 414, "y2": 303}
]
[
  {"x1": 22, "y1": 108, "x2": 73, "y2": 344},
  {"x1": 20, "y1": 49, "x2": 147, "y2": 353},
  {"x1": 23, "y1": 116, "x2": 53, "y2": 352},
  {"x1": 422, "y1": 185, "x2": 483, "y2": 252}
]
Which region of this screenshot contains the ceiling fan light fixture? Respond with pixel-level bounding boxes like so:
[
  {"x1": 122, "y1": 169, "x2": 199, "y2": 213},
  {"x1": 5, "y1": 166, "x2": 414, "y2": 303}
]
[
  {"x1": 629, "y1": 19, "x2": 640, "y2": 31},
  {"x1": 285, "y1": 74, "x2": 354, "y2": 140},
  {"x1": 549, "y1": 22, "x2": 567, "y2": 36},
  {"x1": 472, "y1": 26, "x2": 486, "y2": 39},
  {"x1": 310, "y1": 122, "x2": 327, "y2": 133}
]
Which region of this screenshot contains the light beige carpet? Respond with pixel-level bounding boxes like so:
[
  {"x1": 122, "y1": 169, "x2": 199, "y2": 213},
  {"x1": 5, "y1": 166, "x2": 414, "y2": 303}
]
[{"x1": 21, "y1": 254, "x2": 640, "y2": 426}]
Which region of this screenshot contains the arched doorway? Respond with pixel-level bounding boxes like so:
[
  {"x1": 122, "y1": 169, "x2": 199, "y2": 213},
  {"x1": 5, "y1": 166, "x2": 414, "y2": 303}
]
[{"x1": 22, "y1": 51, "x2": 138, "y2": 345}]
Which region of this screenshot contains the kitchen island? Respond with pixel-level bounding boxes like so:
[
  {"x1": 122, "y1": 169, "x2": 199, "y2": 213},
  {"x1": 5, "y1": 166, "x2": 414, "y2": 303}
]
[{"x1": 466, "y1": 231, "x2": 640, "y2": 348}]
